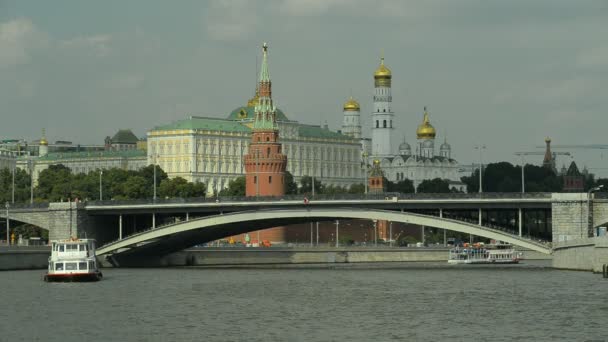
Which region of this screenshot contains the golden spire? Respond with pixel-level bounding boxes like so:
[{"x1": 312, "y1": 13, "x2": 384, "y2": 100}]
[
  {"x1": 374, "y1": 54, "x2": 392, "y2": 79},
  {"x1": 416, "y1": 107, "x2": 436, "y2": 139},
  {"x1": 343, "y1": 96, "x2": 360, "y2": 111}
]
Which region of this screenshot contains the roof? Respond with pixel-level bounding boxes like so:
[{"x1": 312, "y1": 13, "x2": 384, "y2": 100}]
[
  {"x1": 227, "y1": 106, "x2": 289, "y2": 121},
  {"x1": 111, "y1": 130, "x2": 139, "y2": 144},
  {"x1": 152, "y1": 116, "x2": 251, "y2": 133},
  {"x1": 36, "y1": 149, "x2": 146, "y2": 161},
  {"x1": 566, "y1": 161, "x2": 582, "y2": 177},
  {"x1": 298, "y1": 124, "x2": 354, "y2": 141}
]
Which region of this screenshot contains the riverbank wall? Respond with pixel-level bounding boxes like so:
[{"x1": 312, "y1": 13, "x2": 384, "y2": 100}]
[
  {"x1": 552, "y1": 237, "x2": 608, "y2": 272},
  {"x1": 0, "y1": 248, "x2": 50, "y2": 271},
  {"x1": 1, "y1": 247, "x2": 551, "y2": 270}
]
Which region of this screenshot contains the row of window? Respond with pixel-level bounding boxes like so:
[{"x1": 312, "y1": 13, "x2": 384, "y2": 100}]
[
  {"x1": 53, "y1": 261, "x2": 95, "y2": 271},
  {"x1": 53, "y1": 244, "x2": 88, "y2": 252},
  {"x1": 375, "y1": 120, "x2": 393, "y2": 128}
]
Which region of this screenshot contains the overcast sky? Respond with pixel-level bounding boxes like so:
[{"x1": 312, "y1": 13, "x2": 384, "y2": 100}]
[{"x1": 1, "y1": 1, "x2": 606, "y2": 174}]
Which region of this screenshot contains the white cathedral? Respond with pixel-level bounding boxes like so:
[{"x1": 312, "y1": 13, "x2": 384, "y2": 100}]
[{"x1": 341, "y1": 56, "x2": 465, "y2": 192}]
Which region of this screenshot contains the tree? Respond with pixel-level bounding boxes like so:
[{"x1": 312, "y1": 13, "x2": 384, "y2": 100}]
[
  {"x1": 219, "y1": 177, "x2": 246, "y2": 197},
  {"x1": 387, "y1": 179, "x2": 415, "y2": 193},
  {"x1": 300, "y1": 175, "x2": 324, "y2": 195},
  {"x1": 348, "y1": 183, "x2": 365, "y2": 194},
  {"x1": 0, "y1": 167, "x2": 33, "y2": 203},
  {"x1": 120, "y1": 176, "x2": 150, "y2": 199},
  {"x1": 159, "y1": 177, "x2": 206, "y2": 198},
  {"x1": 417, "y1": 178, "x2": 452, "y2": 193},
  {"x1": 284, "y1": 171, "x2": 298, "y2": 195},
  {"x1": 323, "y1": 184, "x2": 348, "y2": 195}
]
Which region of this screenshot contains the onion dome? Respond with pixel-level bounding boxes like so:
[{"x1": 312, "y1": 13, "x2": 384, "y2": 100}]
[
  {"x1": 343, "y1": 96, "x2": 360, "y2": 111},
  {"x1": 369, "y1": 159, "x2": 384, "y2": 177},
  {"x1": 374, "y1": 57, "x2": 392, "y2": 79},
  {"x1": 399, "y1": 138, "x2": 411, "y2": 155},
  {"x1": 247, "y1": 87, "x2": 260, "y2": 107},
  {"x1": 39, "y1": 128, "x2": 48, "y2": 146},
  {"x1": 416, "y1": 108, "x2": 436, "y2": 139}
]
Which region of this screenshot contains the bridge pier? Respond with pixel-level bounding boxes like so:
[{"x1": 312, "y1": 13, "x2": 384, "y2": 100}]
[{"x1": 518, "y1": 208, "x2": 522, "y2": 237}]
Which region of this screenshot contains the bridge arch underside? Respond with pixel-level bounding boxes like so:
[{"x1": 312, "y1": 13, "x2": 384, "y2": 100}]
[
  {"x1": 0, "y1": 213, "x2": 48, "y2": 231},
  {"x1": 99, "y1": 208, "x2": 551, "y2": 266}
]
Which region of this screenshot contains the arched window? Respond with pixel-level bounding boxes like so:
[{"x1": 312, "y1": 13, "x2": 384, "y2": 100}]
[
  {"x1": 254, "y1": 176, "x2": 257, "y2": 184},
  {"x1": 383, "y1": 109, "x2": 386, "y2": 113},
  {"x1": 267, "y1": 147, "x2": 271, "y2": 156},
  {"x1": 390, "y1": 120, "x2": 392, "y2": 128},
  {"x1": 268, "y1": 176, "x2": 272, "y2": 184},
  {"x1": 376, "y1": 120, "x2": 379, "y2": 128},
  {"x1": 266, "y1": 136, "x2": 270, "y2": 142},
  {"x1": 383, "y1": 120, "x2": 387, "y2": 128}
]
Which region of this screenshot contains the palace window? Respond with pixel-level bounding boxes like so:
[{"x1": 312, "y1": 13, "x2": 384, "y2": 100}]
[
  {"x1": 383, "y1": 120, "x2": 387, "y2": 128},
  {"x1": 376, "y1": 120, "x2": 379, "y2": 128},
  {"x1": 269, "y1": 176, "x2": 272, "y2": 184},
  {"x1": 254, "y1": 176, "x2": 257, "y2": 184}
]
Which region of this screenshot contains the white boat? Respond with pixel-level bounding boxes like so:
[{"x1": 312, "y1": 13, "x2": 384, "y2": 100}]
[
  {"x1": 44, "y1": 238, "x2": 103, "y2": 282},
  {"x1": 448, "y1": 244, "x2": 522, "y2": 264}
]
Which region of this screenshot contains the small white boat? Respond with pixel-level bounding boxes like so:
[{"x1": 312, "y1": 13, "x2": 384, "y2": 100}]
[
  {"x1": 44, "y1": 238, "x2": 103, "y2": 282},
  {"x1": 448, "y1": 244, "x2": 522, "y2": 264}
]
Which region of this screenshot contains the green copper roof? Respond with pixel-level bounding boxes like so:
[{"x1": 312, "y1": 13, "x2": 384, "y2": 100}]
[
  {"x1": 36, "y1": 149, "x2": 146, "y2": 161},
  {"x1": 152, "y1": 116, "x2": 251, "y2": 133},
  {"x1": 298, "y1": 125, "x2": 354, "y2": 141},
  {"x1": 227, "y1": 105, "x2": 289, "y2": 121},
  {"x1": 111, "y1": 129, "x2": 139, "y2": 144}
]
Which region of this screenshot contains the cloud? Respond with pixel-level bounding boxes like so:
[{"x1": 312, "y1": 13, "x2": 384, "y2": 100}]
[
  {"x1": 576, "y1": 46, "x2": 608, "y2": 68},
  {"x1": 204, "y1": 0, "x2": 259, "y2": 41},
  {"x1": 61, "y1": 34, "x2": 113, "y2": 57},
  {"x1": 0, "y1": 18, "x2": 48, "y2": 68}
]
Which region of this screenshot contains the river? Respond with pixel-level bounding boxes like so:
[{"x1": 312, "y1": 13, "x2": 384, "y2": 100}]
[{"x1": 0, "y1": 261, "x2": 606, "y2": 341}]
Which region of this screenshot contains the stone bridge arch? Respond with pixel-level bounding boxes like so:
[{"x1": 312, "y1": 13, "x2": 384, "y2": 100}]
[
  {"x1": 0, "y1": 210, "x2": 50, "y2": 231},
  {"x1": 98, "y1": 207, "x2": 551, "y2": 264}
]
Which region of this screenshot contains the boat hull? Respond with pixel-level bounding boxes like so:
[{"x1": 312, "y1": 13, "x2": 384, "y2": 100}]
[
  {"x1": 448, "y1": 259, "x2": 520, "y2": 265},
  {"x1": 44, "y1": 272, "x2": 103, "y2": 282}
]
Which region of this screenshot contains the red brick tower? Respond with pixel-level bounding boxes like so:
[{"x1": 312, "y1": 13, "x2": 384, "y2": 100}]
[
  {"x1": 243, "y1": 43, "x2": 288, "y2": 243},
  {"x1": 368, "y1": 159, "x2": 386, "y2": 194}
]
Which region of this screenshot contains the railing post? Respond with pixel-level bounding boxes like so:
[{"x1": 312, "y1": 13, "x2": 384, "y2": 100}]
[
  {"x1": 152, "y1": 213, "x2": 156, "y2": 229},
  {"x1": 186, "y1": 212, "x2": 189, "y2": 221}
]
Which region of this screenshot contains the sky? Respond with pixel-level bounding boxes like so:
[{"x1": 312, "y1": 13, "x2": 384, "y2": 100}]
[{"x1": 0, "y1": 0, "x2": 607, "y2": 175}]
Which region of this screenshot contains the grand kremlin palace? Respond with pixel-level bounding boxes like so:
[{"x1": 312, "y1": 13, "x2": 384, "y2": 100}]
[{"x1": 147, "y1": 95, "x2": 364, "y2": 194}]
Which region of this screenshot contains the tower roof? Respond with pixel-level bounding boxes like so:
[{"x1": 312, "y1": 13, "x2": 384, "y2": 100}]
[
  {"x1": 111, "y1": 129, "x2": 139, "y2": 144},
  {"x1": 343, "y1": 96, "x2": 360, "y2": 111},
  {"x1": 416, "y1": 107, "x2": 436, "y2": 139},
  {"x1": 374, "y1": 57, "x2": 392, "y2": 79}
]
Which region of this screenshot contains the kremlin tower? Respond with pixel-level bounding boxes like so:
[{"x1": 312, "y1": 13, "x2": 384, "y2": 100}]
[
  {"x1": 416, "y1": 107, "x2": 437, "y2": 158},
  {"x1": 341, "y1": 96, "x2": 362, "y2": 139},
  {"x1": 371, "y1": 55, "x2": 394, "y2": 157},
  {"x1": 244, "y1": 42, "x2": 287, "y2": 197}
]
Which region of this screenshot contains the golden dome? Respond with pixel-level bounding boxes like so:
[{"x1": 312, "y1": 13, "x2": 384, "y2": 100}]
[
  {"x1": 374, "y1": 57, "x2": 392, "y2": 79},
  {"x1": 40, "y1": 129, "x2": 48, "y2": 146},
  {"x1": 416, "y1": 109, "x2": 436, "y2": 139},
  {"x1": 343, "y1": 96, "x2": 360, "y2": 111},
  {"x1": 247, "y1": 87, "x2": 260, "y2": 107},
  {"x1": 545, "y1": 137, "x2": 551, "y2": 143}
]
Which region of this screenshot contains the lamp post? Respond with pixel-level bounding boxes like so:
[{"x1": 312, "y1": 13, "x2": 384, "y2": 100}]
[
  {"x1": 362, "y1": 151, "x2": 368, "y2": 195},
  {"x1": 373, "y1": 219, "x2": 377, "y2": 247},
  {"x1": 99, "y1": 170, "x2": 103, "y2": 201},
  {"x1": 256, "y1": 149, "x2": 260, "y2": 197},
  {"x1": 28, "y1": 158, "x2": 34, "y2": 204},
  {"x1": 389, "y1": 221, "x2": 393, "y2": 247},
  {"x1": 474, "y1": 145, "x2": 486, "y2": 193},
  {"x1": 311, "y1": 155, "x2": 315, "y2": 198},
  {"x1": 153, "y1": 154, "x2": 157, "y2": 201},
  {"x1": 518, "y1": 154, "x2": 525, "y2": 193},
  {"x1": 5, "y1": 202, "x2": 9, "y2": 246},
  {"x1": 11, "y1": 166, "x2": 15, "y2": 204},
  {"x1": 587, "y1": 185, "x2": 604, "y2": 237}
]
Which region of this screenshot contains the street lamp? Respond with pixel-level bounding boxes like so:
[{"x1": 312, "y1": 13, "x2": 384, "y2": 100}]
[
  {"x1": 474, "y1": 145, "x2": 486, "y2": 193},
  {"x1": 587, "y1": 185, "x2": 604, "y2": 237},
  {"x1": 5, "y1": 202, "x2": 9, "y2": 246},
  {"x1": 99, "y1": 170, "x2": 103, "y2": 201},
  {"x1": 335, "y1": 220, "x2": 339, "y2": 248},
  {"x1": 362, "y1": 151, "x2": 368, "y2": 195},
  {"x1": 373, "y1": 219, "x2": 377, "y2": 247},
  {"x1": 11, "y1": 166, "x2": 15, "y2": 204},
  {"x1": 389, "y1": 221, "x2": 393, "y2": 247},
  {"x1": 153, "y1": 154, "x2": 157, "y2": 201},
  {"x1": 28, "y1": 158, "x2": 34, "y2": 204},
  {"x1": 311, "y1": 155, "x2": 316, "y2": 197}
]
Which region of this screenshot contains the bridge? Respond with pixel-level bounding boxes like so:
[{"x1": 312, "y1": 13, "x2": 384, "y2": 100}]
[{"x1": 2, "y1": 193, "x2": 608, "y2": 266}]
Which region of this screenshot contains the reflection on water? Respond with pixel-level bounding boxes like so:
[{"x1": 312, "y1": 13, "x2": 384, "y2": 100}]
[{"x1": 0, "y1": 261, "x2": 605, "y2": 342}]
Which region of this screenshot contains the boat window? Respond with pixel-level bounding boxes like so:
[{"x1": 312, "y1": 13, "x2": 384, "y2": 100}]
[
  {"x1": 65, "y1": 263, "x2": 77, "y2": 271},
  {"x1": 59, "y1": 245, "x2": 65, "y2": 252},
  {"x1": 67, "y1": 245, "x2": 78, "y2": 251},
  {"x1": 89, "y1": 261, "x2": 95, "y2": 270},
  {"x1": 78, "y1": 262, "x2": 87, "y2": 270},
  {"x1": 55, "y1": 263, "x2": 64, "y2": 271},
  {"x1": 79, "y1": 245, "x2": 86, "y2": 252}
]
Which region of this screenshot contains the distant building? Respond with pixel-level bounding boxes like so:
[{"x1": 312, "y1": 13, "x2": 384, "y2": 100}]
[
  {"x1": 106, "y1": 129, "x2": 140, "y2": 151},
  {"x1": 563, "y1": 161, "x2": 585, "y2": 192},
  {"x1": 542, "y1": 137, "x2": 557, "y2": 173},
  {"x1": 0, "y1": 149, "x2": 16, "y2": 171}
]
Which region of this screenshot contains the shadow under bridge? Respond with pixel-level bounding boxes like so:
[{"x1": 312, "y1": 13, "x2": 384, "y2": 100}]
[{"x1": 97, "y1": 207, "x2": 552, "y2": 265}]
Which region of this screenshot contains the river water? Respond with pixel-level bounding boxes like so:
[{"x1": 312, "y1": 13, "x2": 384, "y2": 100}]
[{"x1": 1, "y1": 261, "x2": 606, "y2": 341}]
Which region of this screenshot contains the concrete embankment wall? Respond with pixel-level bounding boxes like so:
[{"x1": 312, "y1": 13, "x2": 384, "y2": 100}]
[
  {"x1": 552, "y1": 238, "x2": 608, "y2": 272},
  {"x1": 0, "y1": 249, "x2": 50, "y2": 271},
  {"x1": 151, "y1": 247, "x2": 550, "y2": 267}
]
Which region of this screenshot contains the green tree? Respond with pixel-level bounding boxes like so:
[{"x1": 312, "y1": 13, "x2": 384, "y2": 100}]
[
  {"x1": 387, "y1": 179, "x2": 415, "y2": 193},
  {"x1": 219, "y1": 177, "x2": 246, "y2": 197},
  {"x1": 417, "y1": 178, "x2": 452, "y2": 193},
  {"x1": 300, "y1": 175, "x2": 324, "y2": 195},
  {"x1": 284, "y1": 171, "x2": 298, "y2": 195},
  {"x1": 348, "y1": 183, "x2": 365, "y2": 194},
  {"x1": 323, "y1": 184, "x2": 348, "y2": 195},
  {"x1": 159, "y1": 177, "x2": 206, "y2": 198},
  {"x1": 120, "y1": 176, "x2": 149, "y2": 199},
  {"x1": 0, "y1": 167, "x2": 33, "y2": 203}
]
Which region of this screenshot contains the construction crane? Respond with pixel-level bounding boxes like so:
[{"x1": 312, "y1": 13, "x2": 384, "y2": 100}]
[
  {"x1": 537, "y1": 144, "x2": 608, "y2": 150},
  {"x1": 513, "y1": 151, "x2": 572, "y2": 193}
]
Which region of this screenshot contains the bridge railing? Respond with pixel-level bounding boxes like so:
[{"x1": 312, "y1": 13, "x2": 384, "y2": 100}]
[
  {"x1": 2, "y1": 202, "x2": 50, "y2": 210},
  {"x1": 86, "y1": 192, "x2": 553, "y2": 206}
]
